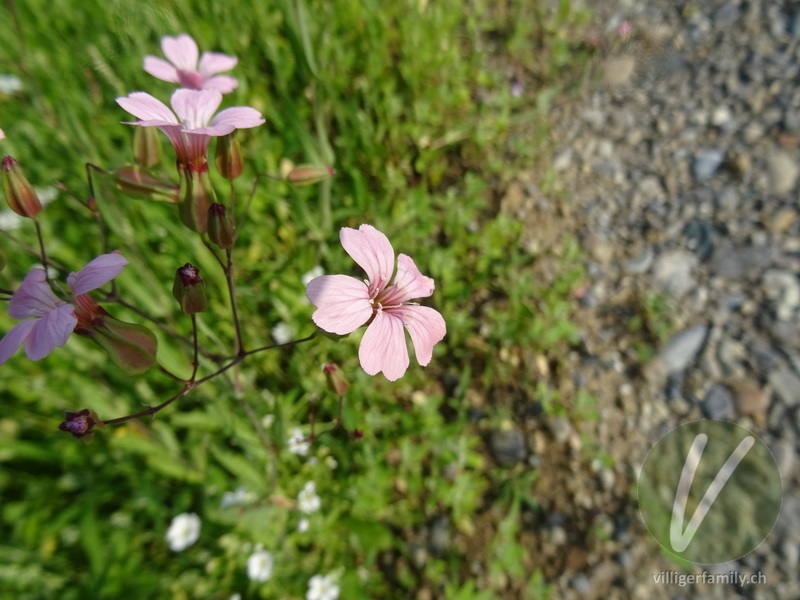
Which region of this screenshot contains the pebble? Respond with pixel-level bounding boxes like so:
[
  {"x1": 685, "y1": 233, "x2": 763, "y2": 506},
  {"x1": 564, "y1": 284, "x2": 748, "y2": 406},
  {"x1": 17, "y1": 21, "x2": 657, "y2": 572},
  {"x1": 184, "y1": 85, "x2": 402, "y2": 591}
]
[
  {"x1": 768, "y1": 151, "x2": 800, "y2": 195},
  {"x1": 489, "y1": 428, "x2": 526, "y2": 465},
  {"x1": 652, "y1": 250, "x2": 698, "y2": 296},
  {"x1": 603, "y1": 56, "x2": 636, "y2": 87},
  {"x1": 693, "y1": 149, "x2": 725, "y2": 181},
  {"x1": 763, "y1": 269, "x2": 800, "y2": 321},
  {"x1": 768, "y1": 368, "x2": 800, "y2": 407},
  {"x1": 728, "y1": 378, "x2": 771, "y2": 422},
  {"x1": 702, "y1": 384, "x2": 735, "y2": 419},
  {"x1": 660, "y1": 325, "x2": 709, "y2": 374}
]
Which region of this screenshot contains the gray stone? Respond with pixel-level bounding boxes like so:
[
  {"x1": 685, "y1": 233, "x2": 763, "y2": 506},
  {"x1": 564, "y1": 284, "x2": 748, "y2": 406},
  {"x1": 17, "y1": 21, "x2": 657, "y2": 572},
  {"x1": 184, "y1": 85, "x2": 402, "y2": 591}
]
[
  {"x1": 693, "y1": 149, "x2": 724, "y2": 181},
  {"x1": 710, "y1": 243, "x2": 774, "y2": 279},
  {"x1": 624, "y1": 248, "x2": 653, "y2": 274},
  {"x1": 768, "y1": 151, "x2": 800, "y2": 195},
  {"x1": 661, "y1": 326, "x2": 709, "y2": 374},
  {"x1": 763, "y1": 269, "x2": 800, "y2": 321},
  {"x1": 489, "y1": 428, "x2": 526, "y2": 465},
  {"x1": 702, "y1": 384, "x2": 735, "y2": 419},
  {"x1": 652, "y1": 250, "x2": 698, "y2": 296},
  {"x1": 768, "y1": 368, "x2": 800, "y2": 407},
  {"x1": 714, "y1": 3, "x2": 740, "y2": 27}
]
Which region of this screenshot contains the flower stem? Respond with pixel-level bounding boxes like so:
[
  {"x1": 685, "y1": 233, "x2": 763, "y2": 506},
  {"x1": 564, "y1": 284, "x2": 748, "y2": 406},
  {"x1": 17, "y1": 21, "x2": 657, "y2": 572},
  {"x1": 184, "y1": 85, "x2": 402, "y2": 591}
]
[
  {"x1": 225, "y1": 248, "x2": 244, "y2": 355},
  {"x1": 33, "y1": 219, "x2": 49, "y2": 281},
  {"x1": 191, "y1": 313, "x2": 199, "y2": 382}
]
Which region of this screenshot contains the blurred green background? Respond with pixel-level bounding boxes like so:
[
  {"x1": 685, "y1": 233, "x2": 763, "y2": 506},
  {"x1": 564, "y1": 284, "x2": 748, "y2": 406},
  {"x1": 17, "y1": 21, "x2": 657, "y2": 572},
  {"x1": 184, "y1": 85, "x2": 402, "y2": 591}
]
[{"x1": 0, "y1": 0, "x2": 595, "y2": 598}]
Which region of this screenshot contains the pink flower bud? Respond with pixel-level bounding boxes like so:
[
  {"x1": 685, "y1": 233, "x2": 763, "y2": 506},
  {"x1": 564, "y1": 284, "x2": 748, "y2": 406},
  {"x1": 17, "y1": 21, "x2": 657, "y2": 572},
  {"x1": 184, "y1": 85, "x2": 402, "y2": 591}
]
[
  {"x1": 207, "y1": 203, "x2": 235, "y2": 249},
  {"x1": 59, "y1": 408, "x2": 103, "y2": 441},
  {"x1": 113, "y1": 165, "x2": 179, "y2": 203},
  {"x1": 90, "y1": 316, "x2": 159, "y2": 374},
  {"x1": 173, "y1": 263, "x2": 208, "y2": 314},
  {"x1": 178, "y1": 169, "x2": 216, "y2": 233},
  {"x1": 323, "y1": 362, "x2": 349, "y2": 397},
  {"x1": 286, "y1": 165, "x2": 335, "y2": 187},
  {"x1": 2, "y1": 155, "x2": 43, "y2": 218},
  {"x1": 215, "y1": 132, "x2": 243, "y2": 179},
  {"x1": 133, "y1": 125, "x2": 162, "y2": 168}
]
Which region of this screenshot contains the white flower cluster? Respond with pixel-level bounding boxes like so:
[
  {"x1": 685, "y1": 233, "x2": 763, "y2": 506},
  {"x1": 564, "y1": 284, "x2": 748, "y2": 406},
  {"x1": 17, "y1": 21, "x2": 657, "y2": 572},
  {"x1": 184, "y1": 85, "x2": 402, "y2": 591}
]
[{"x1": 165, "y1": 512, "x2": 201, "y2": 552}]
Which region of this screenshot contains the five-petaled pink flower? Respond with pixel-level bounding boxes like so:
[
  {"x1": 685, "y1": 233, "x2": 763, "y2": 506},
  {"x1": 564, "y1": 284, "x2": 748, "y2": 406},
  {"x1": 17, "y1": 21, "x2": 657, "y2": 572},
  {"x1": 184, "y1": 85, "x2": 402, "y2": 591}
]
[
  {"x1": 116, "y1": 89, "x2": 264, "y2": 172},
  {"x1": 0, "y1": 253, "x2": 129, "y2": 364},
  {"x1": 144, "y1": 33, "x2": 239, "y2": 93},
  {"x1": 306, "y1": 225, "x2": 446, "y2": 381}
]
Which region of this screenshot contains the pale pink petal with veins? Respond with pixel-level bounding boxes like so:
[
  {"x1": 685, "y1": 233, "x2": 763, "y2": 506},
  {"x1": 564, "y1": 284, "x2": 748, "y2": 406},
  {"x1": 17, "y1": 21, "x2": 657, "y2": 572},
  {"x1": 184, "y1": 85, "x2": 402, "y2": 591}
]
[
  {"x1": 8, "y1": 269, "x2": 64, "y2": 319},
  {"x1": 394, "y1": 305, "x2": 446, "y2": 366},
  {"x1": 67, "y1": 252, "x2": 130, "y2": 296},
  {"x1": 161, "y1": 34, "x2": 199, "y2": 72},
  {"x1": 340, "y1": 225, "x2": 395, "y2": 295},
  {"x1": 359, "y1": 311, "x2": 409, "y2": 381},
  {"x1": 25, "y1": 304, "x2": 77, "y2": 360},
  {"x1": 307, "y1": 275, "x2": 373, "y2": 335}
]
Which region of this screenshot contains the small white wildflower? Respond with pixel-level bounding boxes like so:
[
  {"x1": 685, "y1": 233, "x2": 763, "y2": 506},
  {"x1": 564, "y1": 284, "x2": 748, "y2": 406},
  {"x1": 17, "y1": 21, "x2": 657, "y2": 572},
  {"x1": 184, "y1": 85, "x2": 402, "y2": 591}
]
[
  {"x1": 306, "y1": 573, "x2": 340, "y2": 600},
  {"x1": 297, "y1": 481, "x2": 321, "y2": 514},
  {"x1": 221, "y1": 486, "x2": 248, "y2": 508},
  {"x1": 230, "y1": 594, "x2": 242, "y2": 600},
  {"x1": 288, "y1": 428, "x2": 310, "y2": 456},
  {"x1": 247, "y1": 549, "x2": 274, "y2": 583},
  {"x1": 271, "y1": 321, "x2": 294, "y2": 345},
  {"x1": 308, "y1": 456, "x2": 318, "y2": 466},
  {"x1": 298, "y1": 518, "x2": 309, "y2": 533},
  {"x1": 165, "y1": 513, "x2": 201, "y2": 552},
  {"x1": 262, "y1": 414, "x2": 275, "y2": 428},
  {"x1": 0, "y1": 210, "x2": 24, "y2": 231},
  {"x1": 34, "y1": 186, "x2": 58, "y2": 204},
  {"x1": 301, "y1": 265, "x2": 325, "y2": 287},
  {"x1": 0, "y1": 74, "x2": 23, "y2": 95},
  {"x1": 325, "y1": 456, "x2": 338, "y2": 470}
]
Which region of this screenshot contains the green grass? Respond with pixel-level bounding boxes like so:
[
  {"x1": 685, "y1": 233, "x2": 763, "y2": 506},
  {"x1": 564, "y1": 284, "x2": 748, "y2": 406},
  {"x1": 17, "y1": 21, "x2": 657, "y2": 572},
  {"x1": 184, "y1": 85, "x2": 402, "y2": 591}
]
[{"x1": 0, "y1": 0, "x2": 597, "y2": 598}]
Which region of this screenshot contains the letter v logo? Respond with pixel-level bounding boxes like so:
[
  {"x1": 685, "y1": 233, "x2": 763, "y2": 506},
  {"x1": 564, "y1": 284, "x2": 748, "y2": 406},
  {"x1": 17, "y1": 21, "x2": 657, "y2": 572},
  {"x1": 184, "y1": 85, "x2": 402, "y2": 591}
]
[{"x1": 669, "y1": 433, "x2": 755, "y2": 552}]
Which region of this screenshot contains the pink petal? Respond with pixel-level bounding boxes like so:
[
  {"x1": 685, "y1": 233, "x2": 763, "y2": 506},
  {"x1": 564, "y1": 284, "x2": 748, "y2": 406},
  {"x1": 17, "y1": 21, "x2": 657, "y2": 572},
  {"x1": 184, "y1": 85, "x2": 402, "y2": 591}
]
[
  {"x1": 117, "y1": 92, "x2": 179, "y2": 125},
  {"x1": 0, "y1": 319, "x2": 37, "y2": 365},
  {"x1": 24, "y1": 303, "x2": 76, "y2": 360},
  {"x1": 171, "y1": 88, "x2": 222, "y2": 130},
  {"x1": 201, "y1": 75, "x2": 239, "y2": 94},
  {"x1": 0, "y1": 128, "x2": 5, "y2": 140},
  {"x1": 198, "y1": 52, "x2": 238, "y2": 76},
  {"x1": 307, "y1": 275, "x2": 372, "y2": 335},
  {"x1": 143, "y1": 56, "x2": 180, "y2": 83},
  {"x1": 208, "y1": 107, "x2": 265, "y2": 131},
  {"x1": 162, "y1": 34, "x2": 199, "y2": 72},
  {"x1": 393, "y1": 305, "x2": 446, "y2": 366},
  {"x1": 340, "y1": 225, "x2": 395, "y2": 295},
  {"x1": 67, "y1": 252, "x2": 129, "y2": 295},
  {"x1": 387, "y1": 254, "x2": 435, "y2": 303},
  {"x1": 358, "y1": 311, "x2": 409, "y2": 381},
  {"x1": 8, "y1": 269, "x2": 64, "y2": 319}
]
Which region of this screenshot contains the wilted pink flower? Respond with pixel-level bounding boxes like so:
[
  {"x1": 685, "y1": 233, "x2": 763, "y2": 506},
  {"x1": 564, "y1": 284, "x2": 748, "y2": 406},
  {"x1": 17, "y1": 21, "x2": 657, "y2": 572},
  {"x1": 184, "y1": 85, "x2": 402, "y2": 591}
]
[
  {"x1": 144, "y1": 33, "x2": 239, "y2": 93},
  {"x1": 116, "y1": 89, "x2": 264, "y2": 172},
  {"x1": 0, "y1": 253, "x2": 129, "y2": 364},
  {"x1": 306, "y1": 225, "x2": 446, "y2": 381}
]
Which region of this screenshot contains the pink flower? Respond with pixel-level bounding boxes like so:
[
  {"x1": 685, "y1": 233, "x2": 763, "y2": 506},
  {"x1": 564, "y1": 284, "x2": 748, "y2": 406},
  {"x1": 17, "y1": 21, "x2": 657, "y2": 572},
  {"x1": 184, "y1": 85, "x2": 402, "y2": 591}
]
[
  {"x1": 0, "y1": 253, "x2": 129, "y2": 364},
  {"x1": 116, "y1": 88, "x2": 264, "y2": 172},
  {"x1": 306, "y1": 225, "x2": 446, "y2": 381},
  {"x1": 144, "y1": 33, "x2": 239, "y2": 93}
]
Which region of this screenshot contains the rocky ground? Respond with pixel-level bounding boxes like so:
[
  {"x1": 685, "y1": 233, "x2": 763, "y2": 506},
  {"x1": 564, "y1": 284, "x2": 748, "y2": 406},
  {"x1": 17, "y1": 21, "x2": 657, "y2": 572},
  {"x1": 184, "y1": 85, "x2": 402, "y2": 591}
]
[{"x1": 496, "y1": 0, "x2": 800, "y2": 598}]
